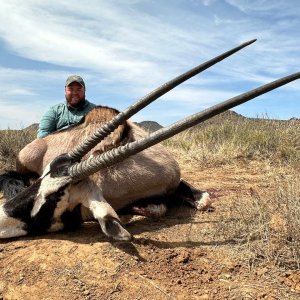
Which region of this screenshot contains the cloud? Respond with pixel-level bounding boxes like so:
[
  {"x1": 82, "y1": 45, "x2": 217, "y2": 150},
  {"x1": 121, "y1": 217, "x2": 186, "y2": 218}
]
[
  {"x1": 0, "y1": 1, "x2": 214, "y2": 84},
  {"x1": 225, "y1": 0, "x2": 300, "y2": 16},
  {"x1": 197, "y1": 0, "x2": 217, "y2": 6},
  {"x1": 4, "y1": 89, "x2": 37, "y2": 96},
  {"x1": 0, "y1": 67, "x2": 70, "y2": 128},
  {"x1": 0, "y1": 0, "x2": 288, "y2": 83},
  {"x1": 0, "y1": 0, "x2": 299, "y2": 129},
  {"x1": 0, "y1": 104, "x2": 41, "y2": 129}
]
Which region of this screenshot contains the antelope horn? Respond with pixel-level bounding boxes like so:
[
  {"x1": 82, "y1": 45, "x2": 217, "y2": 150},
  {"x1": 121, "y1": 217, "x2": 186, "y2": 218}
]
[
  {"x1": 69, "y1": 72, "x2": 300, "y2": 180},
  {"x1": 68, "y1": 39, "x2": 257, "y2": 161}
]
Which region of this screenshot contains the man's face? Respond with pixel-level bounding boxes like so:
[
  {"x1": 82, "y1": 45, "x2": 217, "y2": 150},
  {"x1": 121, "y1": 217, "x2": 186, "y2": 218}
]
[{"x1": 65, "y1": 82, "x2": 85, "y2": 108}]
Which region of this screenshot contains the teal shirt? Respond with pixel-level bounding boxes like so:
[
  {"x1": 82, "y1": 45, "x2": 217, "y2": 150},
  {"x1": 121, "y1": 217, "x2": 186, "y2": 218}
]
[{"x1": 37, "y1": 100, "x2": 96, "y2": 138}]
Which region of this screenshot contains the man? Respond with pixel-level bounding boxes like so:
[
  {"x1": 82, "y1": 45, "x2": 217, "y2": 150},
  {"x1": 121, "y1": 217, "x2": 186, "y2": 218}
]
[{"x1": 37, "y1": 75, "x2": 96, "y2": 138}]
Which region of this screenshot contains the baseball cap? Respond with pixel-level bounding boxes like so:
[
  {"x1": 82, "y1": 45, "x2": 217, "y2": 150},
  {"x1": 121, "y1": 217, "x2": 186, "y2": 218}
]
[{"x1": 65, "y1": 75, "x2": 85, "y2": 88}]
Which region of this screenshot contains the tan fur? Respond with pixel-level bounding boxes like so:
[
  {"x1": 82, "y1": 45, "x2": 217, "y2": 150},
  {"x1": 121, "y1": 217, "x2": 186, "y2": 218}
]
[
  {"x1": 17, "y1": 107, "x2": 128, "y2": 174},
  {"x1": 92, "y1": 122, "x2": 181, "y2": 210},
  {"x1": 17, "y1": 106, "x2": 181, "y2": 211},
  {"x1": 16, "y1": 138, "x2": 47, "y2": 174}
]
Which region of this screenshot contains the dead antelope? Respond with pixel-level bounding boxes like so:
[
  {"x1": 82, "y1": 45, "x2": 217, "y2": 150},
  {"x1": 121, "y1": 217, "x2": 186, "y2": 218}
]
[{"x1": 0, "y1": 39, "x2": 299, "y2": 241}]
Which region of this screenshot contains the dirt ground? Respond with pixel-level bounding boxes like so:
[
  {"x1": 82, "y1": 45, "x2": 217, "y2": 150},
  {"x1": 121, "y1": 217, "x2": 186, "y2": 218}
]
[{"x1": 0, "y1": 162, "x2": 299, "y2": 300}]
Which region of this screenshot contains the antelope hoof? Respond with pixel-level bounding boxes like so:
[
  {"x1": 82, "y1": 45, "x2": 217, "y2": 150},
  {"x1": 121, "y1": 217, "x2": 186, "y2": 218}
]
[{"x1": 101, "y1": 217, "x2": 132, "y2": 241}]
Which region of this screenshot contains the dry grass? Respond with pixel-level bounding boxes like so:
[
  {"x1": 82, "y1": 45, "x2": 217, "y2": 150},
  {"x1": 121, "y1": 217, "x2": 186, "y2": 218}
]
[
  {"x1": 0, "y1": 128, "x2": 36, "y2": 170},
  {"x1": 164, "y1": 116, "x2": 300, "y2": 167},
  {"x1": 163, "y1": 115, "x2": 300, "y2": 270},
  {"x1": 214, "y1": 170, "x2": 300, "y2": 270}
]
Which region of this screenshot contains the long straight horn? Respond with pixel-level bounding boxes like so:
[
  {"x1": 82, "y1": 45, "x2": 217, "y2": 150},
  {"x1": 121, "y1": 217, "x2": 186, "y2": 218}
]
[
  {"x1": 68, "y1": 39, "x2": 257, "y2": 161},
  {"x1": 69, "y1": 72, "x2": 300, "y2": 180}
]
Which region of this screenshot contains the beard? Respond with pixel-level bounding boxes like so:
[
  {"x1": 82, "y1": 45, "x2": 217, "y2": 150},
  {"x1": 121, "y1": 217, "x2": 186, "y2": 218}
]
[{"x1": 65, "y1": 93, "x2": 86, "y2": 108}]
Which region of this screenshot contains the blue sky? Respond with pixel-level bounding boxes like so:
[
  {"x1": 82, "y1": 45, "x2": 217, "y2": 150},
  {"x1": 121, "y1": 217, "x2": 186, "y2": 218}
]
[{"x1": 0, "y1": 0, "x2": 299, "y2": 129}]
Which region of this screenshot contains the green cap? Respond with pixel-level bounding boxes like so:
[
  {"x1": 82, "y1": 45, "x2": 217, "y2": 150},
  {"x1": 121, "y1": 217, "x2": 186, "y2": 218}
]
[{"x1": 65, "y1": 75, "x2": 85, "y2": 88}]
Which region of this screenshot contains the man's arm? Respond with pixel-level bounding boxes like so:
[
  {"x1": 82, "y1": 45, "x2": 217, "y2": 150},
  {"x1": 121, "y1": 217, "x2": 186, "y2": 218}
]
[{"x1": 37, "y1": 107, "x2": 57, "y2": 138}]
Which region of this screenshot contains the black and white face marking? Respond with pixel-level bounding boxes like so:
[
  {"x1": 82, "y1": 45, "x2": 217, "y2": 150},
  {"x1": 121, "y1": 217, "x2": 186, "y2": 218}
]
[
  {"x1": 30, "y1": 153, "x2": 75, "y2": 219},
  {"x1": 29, "y1": 154, "x2": 76, "y2": 233},
  {"x1": 0, "y1": 176, "x2": 42, "y2": 238},
  {"x1": 0, "y1": 154, "x2": 76, "y2": 238}
]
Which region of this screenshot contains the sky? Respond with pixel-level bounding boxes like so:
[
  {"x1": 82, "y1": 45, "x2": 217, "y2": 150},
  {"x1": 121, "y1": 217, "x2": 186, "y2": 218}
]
[{"x1": 0, "y1": 0, "x2": 299, "y2": 129}]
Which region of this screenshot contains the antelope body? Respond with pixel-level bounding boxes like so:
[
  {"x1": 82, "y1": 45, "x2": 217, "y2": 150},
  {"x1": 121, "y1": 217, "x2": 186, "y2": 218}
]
[
  {"x1": 0, "y1": 106, "x2": 209, "y2": 240},
  {"x1": 17, "y1": 106, "x2": 183, "y2": 211}
]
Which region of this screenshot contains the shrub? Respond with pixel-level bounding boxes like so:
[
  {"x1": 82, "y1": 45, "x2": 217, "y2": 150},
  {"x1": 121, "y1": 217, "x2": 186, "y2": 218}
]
[{"x1": 0, "y1": 128, "x2": 36, "y2": 170}]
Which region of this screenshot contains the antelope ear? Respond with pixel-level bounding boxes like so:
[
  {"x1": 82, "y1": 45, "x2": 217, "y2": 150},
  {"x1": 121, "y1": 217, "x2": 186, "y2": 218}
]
[
  {"x1": 99, "y1": 217, "x2": 132, "y2": 241},
  {"x1": 49, "y1": 154, "x2": 75, "y2": 178}
]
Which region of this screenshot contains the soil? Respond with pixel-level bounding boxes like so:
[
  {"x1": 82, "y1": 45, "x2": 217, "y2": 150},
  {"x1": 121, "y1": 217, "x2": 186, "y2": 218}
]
[{"x1": 0, "y1": 162, "x2": 299, "y2": 300}]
